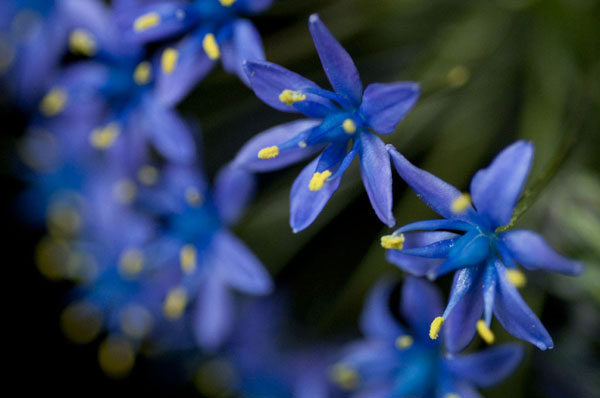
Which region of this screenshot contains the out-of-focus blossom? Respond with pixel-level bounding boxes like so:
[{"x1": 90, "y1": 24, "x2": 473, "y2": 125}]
[
  {"x1": 233, "y1": 14, "x2": 419, "y2": 232},
  {"x1": 383, "y1": 141, "x2": 583, "y2": 352},
  {"x1": 332, "y1": 277, "x2": 524, "y2": 398}
]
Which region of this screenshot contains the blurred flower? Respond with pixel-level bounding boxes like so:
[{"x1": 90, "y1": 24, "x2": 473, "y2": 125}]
[
  {"x1": 383, "y1": 141, "x2": 583, "y2": 352},
  {"x1": 233, "y1": 14, "x2": 419, "y2": 232},
  {"x1": 332, "y1": 277, "x2": 524, "y2": 397}
]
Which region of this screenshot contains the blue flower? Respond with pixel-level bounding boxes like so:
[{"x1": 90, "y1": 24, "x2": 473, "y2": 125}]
[
  {"x1": 332, "y1": 277, "x2": 524, "y2": 398},
  {"x1": 383, "y1": 141, "x2": 583, "y2": 352},
  {"x1": 127, "y1": 0, "x2": 272, "y2": 105}
]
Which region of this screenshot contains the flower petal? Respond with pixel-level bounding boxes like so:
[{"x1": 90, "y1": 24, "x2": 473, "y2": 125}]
[
  {"x1": 386, "y1": 232, "x2": 452, "y2": 276},
  {"x1": 360, "y1": 82, "x2": 420, "y2": 134},
  {"x1": 470, "y1": 140, "x2": 533, "y2": 228},
  {"x1": 401, "y1": 277, "x2": 443, "y2": 339},
  {"x1": 129, "y1": 2, "x2": 196, "y2": 43},
  {"x1": 221, "y1": 19, "x2": 265, "y2": 85},
  {"x1": 493, "y1": 261, "x2": 553, "y2": 350},
  {"x1": 502, "y1": 230, "x2": 583, "y2": 275},
  {"x1": 359, "y1": 278, "x2": 406, "y2": 340},
  {"x1": 359, "y1": 132, "x2": 395, "y2": 227},
  {"x1": 444, "y1": 277, "x2": 483, "y2": 354},
  {"x1": 213, "y1": 165, "x2": 256, "y2": 225},
  {"x1": 193, "y1": 273, "x2": 234, "y2": 351},
  {"x1": 308, "y1": 14, "x2": 362, "y2": 105},
  {"x1": 233, "y1": 0, "x2": 274, "y2": 14}
]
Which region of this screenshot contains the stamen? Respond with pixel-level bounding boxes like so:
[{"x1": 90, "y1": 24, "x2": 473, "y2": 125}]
[
  {"x1": 329, "y1": 364, "x2": 358, "y2": 390},
  {"x1": 137, "y1": 165, "x2": 159, "y2": 185},
  {"x1": 118, "y1": 248, "x2": 144, "y2": 277},
  {"x1": 180, "y1": 244, "x2": 197, "y2": 273},
  {"x1": 380, "y1": 234, "x2": 405, "y2": 249},
  {"x1": 202, "y1": 33, "x2": 220, "y2": 60},
  {"x1": 163, "y1": 287, "x2": 188, "y2": 319},
  {"x1": 257, "y1": 146, "x2": 279, "y2": 159},
  {"x1": 278, "y1": 89, "x2": 306, "y2": 105},
  {"x1": 429, "y1": 316, "x2": 445, "y2": 340},
  {"x1": 133, "y1": 61, "x2": 152, "y2": 85},
  {"x1": 134, "y1": 13, "x2": 161, "y2": 32},
  {"x1": 342, "y1": 118, "x2": 356, "y2": 134},
  {"x1": 506, "y1": 269, "x2": 527, "y2": 288},
  {"x1": 395, "y1": 335, "x2": 414, "y2": 349},
  {"x1": 40, "y1": 88, "x2": 67, "y2": 116},
  {"x1": 69, "y1": 29, "x2": 97, "y2": 56},
  {"x1": 298, "y1": 140, "x2": 307, "y2": 148},
  {"x1": 161, "y1": 48, "x2": 178, "y2": 74},
  {"x1": 451, "y1": 193, "x2": 471, "y2": 213},
  {"x1": 309, "y1": 170, "x2": 332, "y2": 191},
  {"x1": 98, "y1": 335, "x2": 135, "y2": 378},
  {"x1": 476, "y1": 320, "x2": 495, "y2": 344},
  {"x1": 219, "y1": 0, "x2": 237, "y2": 6},
  {"x1": 90, "y1": 122, "x2": 120, "y2": 149},
  {"x1": 185, "y1": 186, "x2": 203, "y2": 206},
  {"x1": 444, "y1": 394, "x2": 461, "y2": 398}
]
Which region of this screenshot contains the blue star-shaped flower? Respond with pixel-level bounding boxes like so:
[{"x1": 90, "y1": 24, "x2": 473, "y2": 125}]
[
  {"x1": 333, "y1": 277, "x2": 524, "y2": 398},
  {"x1": 233, "y1": 14, "x2": 420, "y2": 232},
  {"x1": 383, "y1": 141, "x2": 583, "y2": 353}
]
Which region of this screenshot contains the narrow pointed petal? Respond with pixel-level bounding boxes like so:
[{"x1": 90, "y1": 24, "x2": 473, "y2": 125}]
[
  {"x1": 502, "y1": 230, "x2": 583, "y2": 275},
  {"x1": 360, "y1": 132, "x2": 395, "y2": 227},
  {"x1": 397, "y1": 237, "x2": 459, "y2": 258},
  {"x1": 470, "y1": 141, "x2": 534, "y2": 228},
  {"x1": 308, "y1": 14, "x2": 362, "y2": 104},
  {"x1": 214, "y1": 165, "x2": 256, "y2": 225},
  {"x1": 444, "y1": 272, "x2": 483, "y2": 354},
  {"x1": 193, "y1": 274, "x2": 233, "y2": 351},
  {"x1": 394, "y1": 219, "x2": 472, "y2": 234},
  {"x1": 493, "y1": 262, "x2": 553, "y2": 350},
  {"x1": 290, "y1": 157, "x2": 342, "y2": 233},
  {"x1": 387, "y1": 145, "x2": 475, "y2": 221},
  {"x1": 360, "y1": 279, "x2": 406, "y2": 340},
  {"x1": 360, "y1": 82, "x2": 420, "y2": 134},
  {"x1": 221, "y1": 19, "x2": 265, "y2": 85},
  {"x1": 446, "y1": 344, "x2": 524, "y2": 387},
  {"x1": 233, "y1": 0, "x2": 274, "y2": 13},
  {"x1": 386, "y1": 232, "x2": 454, "y2": 276},
  {"x1": 129, "y1": 3, "x2": 195, "y2": 43},
  {"x1": 401, "y1": 277, "x2": 443, "y2": 338},
  {"x1": 232, "y1": 119, "x2": 321, "y2": 172}
]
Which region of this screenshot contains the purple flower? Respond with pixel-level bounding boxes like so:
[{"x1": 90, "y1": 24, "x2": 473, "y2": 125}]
[
  {"x1": 383, "y1": 141, "x2": 583, "y2": 352},
  {"x1": 233, "y1": 14, "x2": 419, "y2": 232}
]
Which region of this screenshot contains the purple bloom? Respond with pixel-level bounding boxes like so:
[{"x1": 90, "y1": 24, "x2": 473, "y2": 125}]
[
  {"x1": 384, "y1": 141, "x2": 583, "y2": 352},
  {"x1": 233, "y1": 14, "x2": 419, "y2": 232}
]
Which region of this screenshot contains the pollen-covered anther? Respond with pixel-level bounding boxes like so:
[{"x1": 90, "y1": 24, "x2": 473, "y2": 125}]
[
  {"x1": 134, "y1": 12, "x2": 161, "y2": 32},
  {"x1": 476, "y1": 320, "x2": 495, "y2": 344},
  {"x1": 257, "y1": 146, "x2": 279, "y2": 159},
  {"x1": 381, "y1": 234, "x2": 405, "y2": 249},
  {"x1": 329, "y1": 363, "x2": 359, "y2": 391},
  {"x1": 180, "y1": 244, "x2": 197, "y2": 273},
  {"x1": 161, "y1": 48, "x2": 178, "y2": 74},
  {"x1": 395, "y1": 335, "x2": 414, "y2": 349},
  {"x1": 429, "y1": 316, "x2": 445, "y2": 340},
  {"x1": 219, "y1": 0, "x2": 237, "y2": 6},
  {"x1": 163, "y1": 287, "x2": 188, "y2": 319},
  {"x1": 342, "y1": 118, "x2": 357, "y2": 134},
  {"x1": 40, "y1": 88, "x2": 67, "y2": 116},
  {"x1": 133, "y1": 61, "x2": 152, "y2": 85},
  {"x1": 202, "y1": 33, "x2": 220, "y2": 60},
  {"x1": 451, "y1": 193, "x2": 471, "y2": 213},
  {"x1": 185, "y1": 186, "x2": 203, "y2": 206},
  {"x1": 69, "y1": 29, "x2": 97, "y2": 56},
  {"x1": 278, "y1": 89, "x2": 306, "y2": 105},
  {"x1": 309, "y1": 170, "x2": 332, "y2": 191},
  {"x1": 90, "y1": 122, "x2": 120, "y2": 149},
  {"x1": 506, "y1": 269, "x2": 527, "y2": 288},
  {"x1": 118, "y1": 248, "x2": 144, "y2": 277}
]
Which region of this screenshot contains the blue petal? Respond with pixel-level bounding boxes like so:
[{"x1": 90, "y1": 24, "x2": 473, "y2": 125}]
[
  {"x1": 401, "y1": 277, "x2": 443, "y2": 339},
  {"x1": 386, "y1": 232, "x2": 453, "y2": 276},
  {"x1": 129, "y1": 2, "x2": 196, "y2": 43},
  {"x1": 212, "y1": 230, "x2": 273, "y2": 295},
  {"x1": 493, "y1": 261, "x2": 554, "y2": 350},
  {"x1": 397, "y1": 236, "x2": 459, "y2": 258},
  {"x1": 394, "y1": 219, "x2": 472, "y2": 234},
  {"x1": 502, "y1": 230, "x2": 583, "y2": 275},
  {"x1": 193, "y1": 273, "x2": 234, "y2": 351},
  {"x1": 444, "y1": 269, "x2": 483, "y2": 354},
  {"x1": 470, "y1": 141, "x2": 533, "y2": 228},
  {"x1": 445, "y1": 343, "x2": 524, "y2": 387},
  {"x1": 433, "y1": 232, "x2": 491, "y2": 277},
  {"x1": 289, "y1": 156, "x2": 342, "y2": 233},
  {"x1": 387, "y1": 145, "x2": 475, "y2": 221},
  {"x1": 360, "y1": 82, "x2": 420, "y2": 134},
  {"x1": 359, "y1": 278, "x2": 406, "y2": 340},
  {"x1": 233, "y1": 0, "x2": 274, "y2": 13},
  {"x1": 232, "y1": 119, "x2": 322, "y2": 172},
  {"x1": 243, "y1": 60, "x2": 334, "y2": 114},
  {"x1": 213, "y1": 165, "x2": 256, "y2": 225},
  {"x1": 308, "y1": 14, "x2": 362, "y2": 105},
  {"x1": 359, "y1": 132, "x2": 395, "y2": 227},
  {"x1": 220, "y1": 19, "x2": 264, "y2": 85}
]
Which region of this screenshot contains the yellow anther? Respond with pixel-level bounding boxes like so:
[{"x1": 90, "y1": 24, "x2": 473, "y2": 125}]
[
  {"x1": 329, "y1": 364, "x2": 359, "y2": 391},
  {"x1": 298, "y1": 140, "x2": 307, "y2": 148},
  {"x1": 69, "y1": 29, "x2": 97, "y2": 56},
  {"x1": 309, "y1": 170, "x2": 332, "y2": 191},
  {"x1": 429, "y1": 316, "x2": 445, "y2": 340},
  {"x1": 60, "y1": 301, "x2": 103, "y2": 344},
  {"x1": 180, "y1": 244, "x2": 197, "y2": 273},
  {"x1": 395, "y1": 335, "x2": 414, "y2": 349},
  {"x1": 381, "y1": 234, "x2": 405, "y2": 250},
  {"x1": 90, "y1": 122, "x2": 120, "y2": 149},
  {"x1": 444, "y1": 394, "x2": 461, "y2": 398},
  {"x1": 118, "y1": 248, "x2": 144, "y2": 277},
  {"x1": 257, "y1": 145, "x2": 279, "y2": 159},
  {"x1": 202, "y1": 33, "x2": 220, "y2": 60},
  {"x1": 278, "y1": 89, "x2": 306, "y2": 106},
  {"x1": 163, "y1": 287, "x2": 188, "y2": 319},
  {"x1": 119, "y1": 304, "x2": 153, "y2": 339},
  {"x1": 185, "y1": 186, "x2": 203, "y2": 206},
  {"x1": 133, "y1": 61, "x2": 152, "y2": 85},
  {"x1": 342, "y1": 118, "x2": 356, "y2": 134},
  {"x1": 98, "y1": 335, "x2": 135, "y2": 379},
  {"x1": 137, "y1": 165, "x2": 159, "y2": 185},
  {"x1": 40, "y1": 88, "x2": 67, "y2": 116},
  {"x1": 451, "y1": 193, "x2": 471, "y2": 213},
  {"x1": 447, "y1": 65, "x2": 470, "y2": 88},
  {"x1": 113, "y1": 179, "x2": 137, "y2": 204},
  {"x1": 134, "y1": 12, "x2": 161, "y2": 32},
  {"x1": 476, "y1": 320, "x2": 495, "y2": 344},
  {"x1": 219, "y1": 0, "x2": 237, "y2": 6},
  {"x1": 506, "y1": 269, "x2": 527, "y2": 288},
  {"x1": 161, "y1": 47, "x2": 179, "y2": 74}
]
